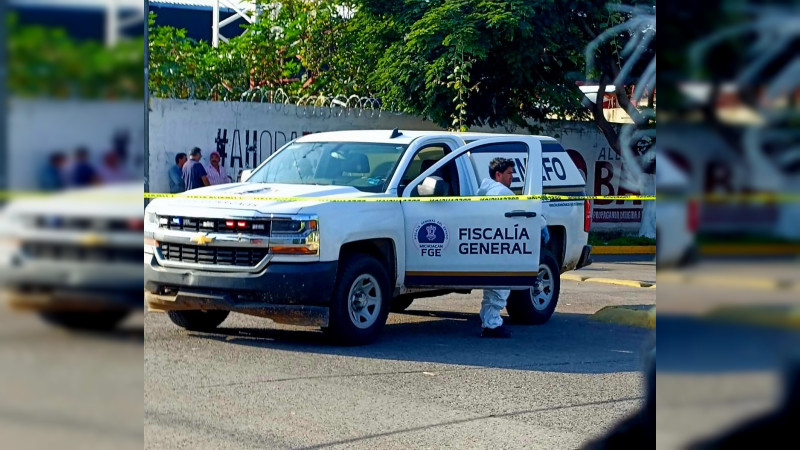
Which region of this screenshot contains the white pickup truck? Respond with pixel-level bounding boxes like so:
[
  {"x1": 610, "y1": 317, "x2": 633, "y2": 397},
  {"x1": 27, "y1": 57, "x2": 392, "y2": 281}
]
[
  {"x1": 144, "y1": 130, "x2": 592, "y2": 344},
  {"x1": 0, "y1": 183, "x2": 144, "y2": 330}
]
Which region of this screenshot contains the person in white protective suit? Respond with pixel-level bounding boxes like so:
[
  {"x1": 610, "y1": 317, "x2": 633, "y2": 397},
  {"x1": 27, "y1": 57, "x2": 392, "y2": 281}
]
[{"x1": 477, "y1": 157, "x2": 547, "y2": 338}]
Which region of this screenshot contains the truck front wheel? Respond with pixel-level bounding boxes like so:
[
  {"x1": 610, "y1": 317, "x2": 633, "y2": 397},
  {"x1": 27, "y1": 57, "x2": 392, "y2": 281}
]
[
  {"x1": 507, "y1": 248, "x2": 561, "y2": 325},
  {"x1": 325, "y1": 254, "x2": 390, "y2": 345},
  {"x1": 167, "y1": 310, "x2": 229, "y2": 331}
]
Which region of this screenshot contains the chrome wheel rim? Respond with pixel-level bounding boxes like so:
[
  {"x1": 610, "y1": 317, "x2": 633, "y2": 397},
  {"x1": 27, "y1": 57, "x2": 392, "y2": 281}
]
[
  {"x1": 530, "y1": 262, "x2": 554, "y2": 311},
  {"x1": 348, "y1": 274, "x2": 381, "y2": 329}
]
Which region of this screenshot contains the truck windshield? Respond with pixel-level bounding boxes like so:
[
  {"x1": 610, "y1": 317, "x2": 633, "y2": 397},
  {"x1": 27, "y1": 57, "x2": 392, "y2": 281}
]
[{"x1": 246, "y1": 142, "x2": 408, "y2": 193}]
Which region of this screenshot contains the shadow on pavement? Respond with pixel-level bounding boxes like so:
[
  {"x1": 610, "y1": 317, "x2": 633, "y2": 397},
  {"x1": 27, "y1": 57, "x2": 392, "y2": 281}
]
[
  {"x1": 658, "y1": 315, "x2": 799, "y2": 374},
  {"x1": 190, "y1": 310, "x2": 652, "y2": 375}
]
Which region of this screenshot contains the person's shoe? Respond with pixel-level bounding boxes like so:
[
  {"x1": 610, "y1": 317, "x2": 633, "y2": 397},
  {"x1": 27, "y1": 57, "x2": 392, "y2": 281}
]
[{"x1": 481, "y1": 325, "x2": 512, "y2": 338}]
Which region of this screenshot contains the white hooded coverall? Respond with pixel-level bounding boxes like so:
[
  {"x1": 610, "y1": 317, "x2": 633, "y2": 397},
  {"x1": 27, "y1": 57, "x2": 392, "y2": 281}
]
[
  {"x1": 477, "y1": 178, "x2": 514, "y2": 329},
  {"x1": 476, "y1": 178, "x2": 546, "y2": 329}
]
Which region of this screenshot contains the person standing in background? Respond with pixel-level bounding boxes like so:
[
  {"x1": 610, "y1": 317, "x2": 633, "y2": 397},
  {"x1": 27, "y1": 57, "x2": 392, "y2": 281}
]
[
  {"x1": 205, "y1": 151, "x2": 229, "y2": 185},
  {"x1": 182, "y1": 147, "x2": 210, "y2": 190},
  {"x1": 169, "y1": 153, "x2": 187, "y2": 193},
  {"x1": 97, "y1": 151, "x2": 131, "y2": 184},
  {"x1": 39, "y1": 151, "x2": 66, "y2": 191},
  {"x1": 68, "y1": 147, "x2": 100, "y2": 187}
]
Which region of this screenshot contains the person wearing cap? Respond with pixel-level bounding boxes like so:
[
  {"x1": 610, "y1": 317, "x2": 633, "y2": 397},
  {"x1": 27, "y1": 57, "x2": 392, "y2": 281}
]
[
  {"x1": 182, "y1": 147, "x2": 210, "y2": 190},
  {"x1": 205, "y1": 151, "x2": 229, "y2": 185}
]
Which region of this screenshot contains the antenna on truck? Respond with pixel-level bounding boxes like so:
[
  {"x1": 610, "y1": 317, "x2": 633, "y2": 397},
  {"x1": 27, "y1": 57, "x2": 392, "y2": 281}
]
[{"x1": 390, "y1": 128, "x2": 403, "y2": 139}]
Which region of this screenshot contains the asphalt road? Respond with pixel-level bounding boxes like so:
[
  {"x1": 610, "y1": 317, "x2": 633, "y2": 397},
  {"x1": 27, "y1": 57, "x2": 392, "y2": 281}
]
[
  {"x1": 656, "y1": 258, "x2": 799, "y2": 448},
  {"x1": 4, "y1": 258, "x2": 794, "y2": 449},
  {"x1": 144, "y1": 261, "x2": 656, "y2": 450},
  {"x1": 0, "y1": 310, "x2": 144, "y2": 450}
]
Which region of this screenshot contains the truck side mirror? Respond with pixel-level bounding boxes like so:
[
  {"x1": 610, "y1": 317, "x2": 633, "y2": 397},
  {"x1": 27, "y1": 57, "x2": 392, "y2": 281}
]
[{"x1": 240, "y1": 169, "x2": 253, "y2": 182}]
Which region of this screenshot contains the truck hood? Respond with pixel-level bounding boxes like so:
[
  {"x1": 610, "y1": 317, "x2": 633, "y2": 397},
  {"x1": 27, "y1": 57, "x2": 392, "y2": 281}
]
[
  {"x1": 1, "y1": 182, "x2": 142, "y2": 219},
  {"x1": 147, "y1": 183, "x2": 381, "y2": 216}
]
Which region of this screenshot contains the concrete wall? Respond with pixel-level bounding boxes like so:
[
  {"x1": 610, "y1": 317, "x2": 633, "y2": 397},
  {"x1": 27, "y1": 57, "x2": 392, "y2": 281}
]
[
  {"x1": 148, "y1": 98, "x2": 650, "y2": 233},
  {"x1": 7, "y1": 99, "x2": 144, "y2": 190}
]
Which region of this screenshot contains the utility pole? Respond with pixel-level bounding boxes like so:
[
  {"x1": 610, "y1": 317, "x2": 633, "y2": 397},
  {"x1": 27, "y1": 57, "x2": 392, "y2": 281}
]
[
  {"x1": 212, "y1": 0, "x2": 220, "y2": 48},
  {"x1": 0, "y1": 0, "x2": 7, "y2": 201},
  {"x1": 144, "y1": 0, "x2": 150, "y2": 203}
]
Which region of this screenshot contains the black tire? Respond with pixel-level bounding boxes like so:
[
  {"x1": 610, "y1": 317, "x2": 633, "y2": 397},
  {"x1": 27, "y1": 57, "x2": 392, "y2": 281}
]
[
  {"x1": 390, "y1": 294, "x2": 415, "y2": 313},
  {"x1": 167, "y1": 310, "x2": 229, "y2": 331},
  {"x1": 325, "y1": 254, "x2": 391, "y2": 345},
  {"x1": 507, "y1": 248, "x2": 560, "y2": 325},
  {"x1": 39, "y1": 310, "x2": 129, "y2": 331}
]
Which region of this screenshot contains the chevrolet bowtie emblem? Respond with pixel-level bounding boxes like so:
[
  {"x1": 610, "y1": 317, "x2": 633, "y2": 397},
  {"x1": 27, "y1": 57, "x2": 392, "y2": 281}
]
[
  {"x1": 79, "y1": 233, "x2": 107, "y2": 247},
  {"x1": 191, "y1": 232, "x2": 214, "y2": 245}
]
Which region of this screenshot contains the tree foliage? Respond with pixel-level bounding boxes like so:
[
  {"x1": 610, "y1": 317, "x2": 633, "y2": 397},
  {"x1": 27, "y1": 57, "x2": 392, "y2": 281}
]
[
  {"x1": 149, "y1": 1, "x2": 364, "y2": 99},
  {"x1": 7, "y1": 13, "x2": 144, "y2": 99},
  {"x1": 147, "y1": 0, "x2": 655, "y2": 139},
  {"x1": 355, "y1": 0, "x2": 590, "y2": 130}
]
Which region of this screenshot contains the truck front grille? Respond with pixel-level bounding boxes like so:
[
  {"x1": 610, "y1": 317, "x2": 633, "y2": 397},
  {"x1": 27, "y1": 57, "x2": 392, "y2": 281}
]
[
  {"x1": 159, "y1": 217, "x2": 271, "y2": 235},
  {"x1": 159, "y1": 243, "x2": 268, "y2": 267},
  {"x1": 34, "y1": 216, "x2": 133, "y2": 232},
  {"x1": 22, "y1": 242, "x2": 141, "y2": 263}
]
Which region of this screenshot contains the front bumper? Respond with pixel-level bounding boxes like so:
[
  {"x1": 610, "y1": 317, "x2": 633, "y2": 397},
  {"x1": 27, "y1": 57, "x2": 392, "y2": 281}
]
[
  {"x1": 576, "y1": 245, "x2": 593, "y2": 269},
  {"x1": 144, "y1": 254, "x2": 338, "y2": 325},
  {"x1": 0, "y1": 260, "x2": 143, "y2": 311}
]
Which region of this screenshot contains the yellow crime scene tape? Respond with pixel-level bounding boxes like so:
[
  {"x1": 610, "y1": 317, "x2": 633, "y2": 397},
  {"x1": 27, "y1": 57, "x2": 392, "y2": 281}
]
[
  {"x1": 0, "y1": 190, "x2": 652, "y2": 202},
  {"x1": 4, "y1": 190, "x2": 800, "y2": 202},
  {"x1": 141, "y1": 192, "x2": 655, "y2": 202}
]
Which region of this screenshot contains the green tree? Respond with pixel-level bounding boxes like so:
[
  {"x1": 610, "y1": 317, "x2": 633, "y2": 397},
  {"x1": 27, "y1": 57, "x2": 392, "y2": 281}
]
[
  {"x1": 8, "y1": 13, "x2": 143, "y2": 99},
  {"x1": 357, "y1": 0, "x2": 593, "y2": 132},
  {"x1": 146, "y1": 0, "x2": 657, "y2": 152},
  {"x1": 352, "y1": 0, "x2": 658, "y2": 149}
]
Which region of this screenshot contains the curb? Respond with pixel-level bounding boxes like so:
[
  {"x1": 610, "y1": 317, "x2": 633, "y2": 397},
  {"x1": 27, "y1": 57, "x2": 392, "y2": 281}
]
[
  {"x1": 591, "y1": 305, "x2": 656, "y2": 329},
  {"x1": 562, "y1": 273, "x2": 655, "y2": 288},
  {"x1": 699, "y1": 244, "x2": 800, "y2": 256},
  {"x1": 704, "y1": 305, "x2": 800, "y2": 329},
  {"x1": 657, "y1": 272, "x2": 799, "y2": 292},
  {"x1": 592, "y1": 245, "x2": 656, "y2": 255}
]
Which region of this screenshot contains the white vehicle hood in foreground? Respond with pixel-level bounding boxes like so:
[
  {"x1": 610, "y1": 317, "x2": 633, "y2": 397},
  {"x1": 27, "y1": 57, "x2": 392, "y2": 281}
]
[
  {"x1": 2, "y1": 182, "x2": 143, "y2": 219},
  {"x1": 147, "y1": 183, "x2": 384, "y2": 216}
]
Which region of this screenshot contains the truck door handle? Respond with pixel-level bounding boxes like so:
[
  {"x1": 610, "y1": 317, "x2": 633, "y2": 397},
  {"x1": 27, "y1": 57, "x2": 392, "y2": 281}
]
[{"x1": 505, "y1": 210, "x2": 537, "y2": 218}]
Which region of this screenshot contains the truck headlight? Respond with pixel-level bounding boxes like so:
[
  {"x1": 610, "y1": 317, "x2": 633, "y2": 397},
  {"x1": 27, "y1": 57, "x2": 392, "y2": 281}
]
[
  {"x1": 271, "y1": 219, "x2": 317, "y2": 234},
  {"x1": 270, "y1": 219, "x2": 319, "y2": 255},
  {"x1": 0, "y1": 214, "x2": 22, "y2": 264},
  {"x1": 144, "y1": 236, "x2": 156, "y2": 255}
]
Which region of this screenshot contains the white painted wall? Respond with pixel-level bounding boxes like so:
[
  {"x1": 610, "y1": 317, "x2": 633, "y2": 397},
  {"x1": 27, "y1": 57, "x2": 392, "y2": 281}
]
[
  {"x1": 148, "y1": 98, "x2": 651, "y2": 233},
  {"x1": 6, "y1": 99, "x2": 144, "y2": 190},
  {"x1": 147, "y1": 98, "x2": 443, "y2": 190}
]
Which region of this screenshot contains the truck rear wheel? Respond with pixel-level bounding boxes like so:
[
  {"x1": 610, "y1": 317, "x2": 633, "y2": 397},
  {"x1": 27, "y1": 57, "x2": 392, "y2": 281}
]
[
  {"x1": 167, "y1": 310, "x2": 229, "y2": 331},
  {"x1": 507, "y1": 248, "x2": 560, "y2": 325},
  {"x1": 325, "y1": 254, "x2": 390, "y2": 345},
  {"x1": 39, "y1": 310, "x2": 129, "y2": 331}
]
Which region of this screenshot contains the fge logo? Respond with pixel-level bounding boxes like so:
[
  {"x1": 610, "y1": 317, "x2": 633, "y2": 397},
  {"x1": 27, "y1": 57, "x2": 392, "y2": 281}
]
[{"x1": 413, "y1": 220, "x2": 449, "y2": 257}]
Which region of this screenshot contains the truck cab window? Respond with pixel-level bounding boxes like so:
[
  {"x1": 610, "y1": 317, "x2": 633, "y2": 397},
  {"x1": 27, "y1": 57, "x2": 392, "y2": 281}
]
[{"x1": 399, "y1": 145, "x2": 452, "y2": 196}]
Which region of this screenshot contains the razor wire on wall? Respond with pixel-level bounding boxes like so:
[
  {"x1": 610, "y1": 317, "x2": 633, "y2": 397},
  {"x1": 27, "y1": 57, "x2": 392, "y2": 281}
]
[{"x1": 150, "y1": 81, "x2": 404, "y2": 120}]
